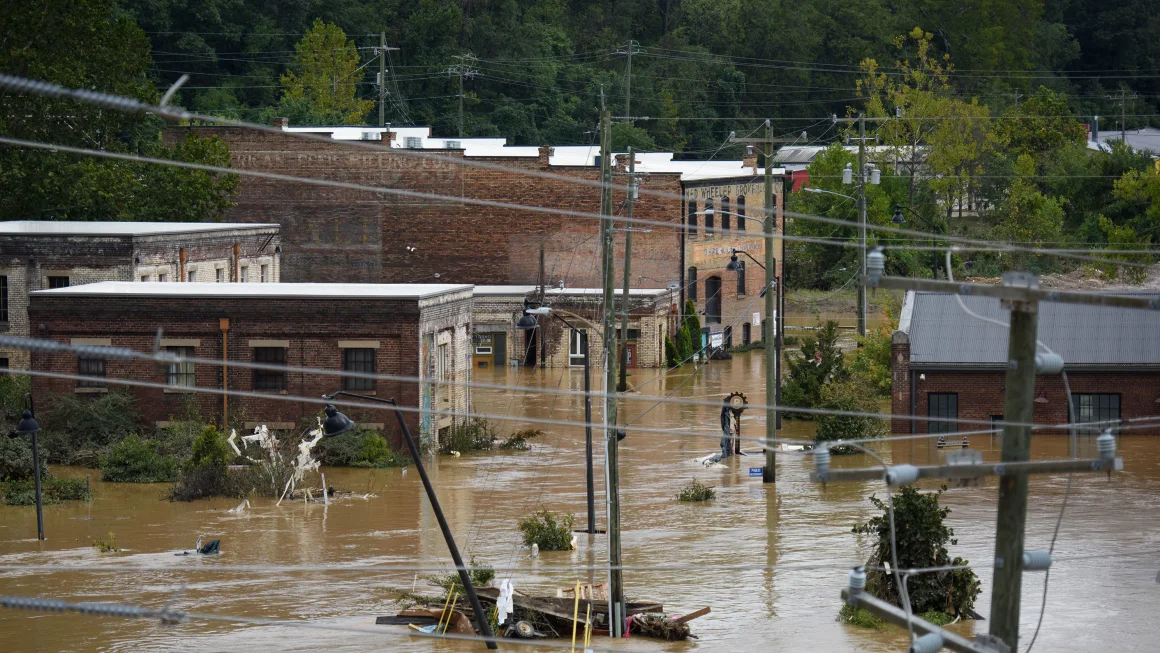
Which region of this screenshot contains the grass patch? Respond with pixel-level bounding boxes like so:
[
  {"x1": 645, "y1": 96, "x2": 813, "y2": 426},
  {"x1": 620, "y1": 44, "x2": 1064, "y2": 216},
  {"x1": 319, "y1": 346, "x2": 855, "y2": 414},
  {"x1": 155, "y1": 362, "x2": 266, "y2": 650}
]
[
  {"x1": 517, "y1": 509, "x2": 575, "y2": 551},
  {"x1": 837, "y1": 603, "x2": 887, "y2": 629},
  {"x1": 498, "y1": 429, "x2": 542, "y2": 451},
  {"x1": 677, "y1": 479, "x2": 716, "y2": 502},
  {"x1": 91, "y1": 532, "x2": 120, "y2": 553},
  {"x1": 439, "y1": 418, "x2": 499, "y2": 455},
  {"x1": 919, "y1": 610, "x2": 955, "y2": 626}
]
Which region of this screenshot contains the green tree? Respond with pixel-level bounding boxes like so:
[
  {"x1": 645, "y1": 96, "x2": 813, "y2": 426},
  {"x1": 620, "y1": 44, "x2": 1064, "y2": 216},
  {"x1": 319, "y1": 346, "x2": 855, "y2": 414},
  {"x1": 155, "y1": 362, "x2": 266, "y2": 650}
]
[
  {"x1": 280, "y1": 19, "x2": 374, "y2": 125},
  {"x1": 0, "y1": 0, "x2": 237, "y2": 223},
  {"x1": 186, "y1": 426, "x2": 233, "y2": 473},
  {"x1": 995, "y1": 154, "x2": 1065, "y2": 270},
  {"x1": 782, "y1": 320, "x2": 845, "y2": 417},
  {"x1": 853, "y1": 486, "x2": 981, "y2": 618},
  {"x1": 814, "y1": 378, "x2": 887, "y2": 452}
]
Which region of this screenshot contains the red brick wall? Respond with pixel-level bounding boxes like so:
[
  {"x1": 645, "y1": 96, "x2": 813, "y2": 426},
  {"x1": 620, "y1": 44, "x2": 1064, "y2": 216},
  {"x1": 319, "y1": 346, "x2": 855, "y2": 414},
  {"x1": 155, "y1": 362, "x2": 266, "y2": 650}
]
[
  {"x1": 170, "y1": 127, "x2": 687, "y2": 289},
  {"x1": 891, "y1": 365, "x2": 1160, "y2": 435},
  {"x1": 27, "y1": 295, "x2": 439, "y2": 448}
]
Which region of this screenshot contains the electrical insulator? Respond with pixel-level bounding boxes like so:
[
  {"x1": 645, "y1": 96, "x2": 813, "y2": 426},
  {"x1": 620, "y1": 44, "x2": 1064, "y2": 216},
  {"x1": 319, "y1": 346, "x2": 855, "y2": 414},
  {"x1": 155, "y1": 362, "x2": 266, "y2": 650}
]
[
  {"x1": 908, "y1": 631, "x2": 945, "y2": 653},
  {"x1": 867, "y1": 248, "x2": 886, "y2": 286},
  {"x1": 1034, "y1": 352, "x2": 1064, "y2": 375},
  {"x1": 814, "y1": 448, "x2": 831, "y2": 481},
  {"x1": 870, "y1": 167, "x2": 881, "y2": 185},
  {"x1": 847, "y1": 566, "x2": 866, "y2": 604},
  {"x1": 1097, "y1": 430, "x2": 1116, "y2": 460},
  {"x1": 885, "y1": 464, "x2": 920, "y2": 487},
  {"x1": 1022, "y1": 550, "x2": 1053, "y2": 571},
  {"x1": 842, "y1": 163, "x2": 853, "y2": 185}
]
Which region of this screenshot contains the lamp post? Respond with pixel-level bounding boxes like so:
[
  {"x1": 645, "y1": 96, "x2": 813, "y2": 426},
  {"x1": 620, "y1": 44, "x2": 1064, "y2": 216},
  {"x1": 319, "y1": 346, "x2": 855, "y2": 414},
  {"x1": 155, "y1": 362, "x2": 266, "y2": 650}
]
[
  {"x1": 517, "y1": 304, "x2": 596, "y2": 535},
  {"x1": 12, "y1": 394, "x2": 43, "y2": 540},
  {"x1": 317, "y1": 399, "x2": 497, "y2": 650},
  {"x1": 892, "y1": 204, "x2": 941, "y2": 279}
]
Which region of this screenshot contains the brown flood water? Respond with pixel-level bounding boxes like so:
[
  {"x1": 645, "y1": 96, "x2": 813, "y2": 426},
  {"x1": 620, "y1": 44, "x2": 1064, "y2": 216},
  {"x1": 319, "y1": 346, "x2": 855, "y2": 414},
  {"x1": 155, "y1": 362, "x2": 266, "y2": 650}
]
[{"x1": 1, "y1": 351, "x2": 1158, "y2": 652}]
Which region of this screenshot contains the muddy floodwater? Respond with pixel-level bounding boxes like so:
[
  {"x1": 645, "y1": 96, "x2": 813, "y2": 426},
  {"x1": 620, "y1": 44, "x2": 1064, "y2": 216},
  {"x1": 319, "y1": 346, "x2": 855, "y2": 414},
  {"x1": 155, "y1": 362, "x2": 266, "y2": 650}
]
[{"x1": 2, "y1": 351, "x2": 1158, "y2": 652}]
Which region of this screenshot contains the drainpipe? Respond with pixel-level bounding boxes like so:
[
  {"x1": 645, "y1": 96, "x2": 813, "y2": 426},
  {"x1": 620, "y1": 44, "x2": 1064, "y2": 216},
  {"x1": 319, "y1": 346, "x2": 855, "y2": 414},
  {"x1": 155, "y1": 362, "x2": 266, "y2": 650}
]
[
  {"x1": 179, "y1": 248, "x2": 187, "y2": 281},
  {"x1": 220, "y1": 318, "x2": 230, "y2": 428},
  {"x1": 910, "y1": 368, "x2": 917, "y2": 434},
  {"x1": 233, "y1": 243, "x2": 240, "y2": 282}
]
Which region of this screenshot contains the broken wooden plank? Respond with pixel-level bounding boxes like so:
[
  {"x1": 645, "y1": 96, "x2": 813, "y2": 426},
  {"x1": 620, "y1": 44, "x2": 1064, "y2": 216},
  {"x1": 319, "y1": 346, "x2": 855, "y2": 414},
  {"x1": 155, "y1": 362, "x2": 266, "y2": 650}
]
[{"x1": 672, "y1": 607, "x2": 710, "y2": 624}]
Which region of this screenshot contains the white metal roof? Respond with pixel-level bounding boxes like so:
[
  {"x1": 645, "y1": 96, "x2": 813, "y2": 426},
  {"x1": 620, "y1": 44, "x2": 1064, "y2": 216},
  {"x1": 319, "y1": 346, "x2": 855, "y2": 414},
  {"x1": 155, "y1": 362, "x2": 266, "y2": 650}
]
[
  {"x1": 546, "y1": 287, "x2": 672, "y2": 297},
  {"x1": 473, "y1": 285, "x2": 539, "y2": 296},
  {"x1": 31, "y1": 282, "x2": 472, "y2": 300},
  {"x1": 0, "y1": 221, "x2": 279, "y2": 236}
]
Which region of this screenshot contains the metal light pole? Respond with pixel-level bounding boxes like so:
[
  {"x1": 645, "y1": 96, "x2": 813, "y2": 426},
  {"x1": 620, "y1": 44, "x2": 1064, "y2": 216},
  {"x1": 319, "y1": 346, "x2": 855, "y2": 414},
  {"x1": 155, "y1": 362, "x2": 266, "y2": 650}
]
[
  {"x1": 13, "y1": 394, "x2": 44, "y2": 540},
  {"x1": 320, "y1": 397, "x2": 497, "y2": 650},
  {"x1": 517, "y1": 307, "x2": 596, "y2": 534}
]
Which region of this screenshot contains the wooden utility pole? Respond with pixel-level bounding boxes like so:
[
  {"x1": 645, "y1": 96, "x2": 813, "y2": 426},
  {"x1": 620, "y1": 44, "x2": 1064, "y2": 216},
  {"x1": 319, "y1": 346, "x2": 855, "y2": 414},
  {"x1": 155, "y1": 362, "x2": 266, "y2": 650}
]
[
  {"x1": 598, "y1": 107, "x2": 626, "y2": 636},
  {"x1": 539, "y1": 238, "x2": 546, "y2": 366},
  {"x1": 618, "y1": 148, "x2": 637, "y2": 392},
  {"x1": 989, "y1": 271, "x2": 1039, "y2": 650},
  {"x1": 375, "y1": 35, "x2": 399, "y2": 127},
  {"x1": 729, "y1": 123, "x2": 796, "y2": 483},
  {"x1": 445, "y1": 54, "x2": 478, "y2": 138},
  {"x1": 614, "y1": 41, "x2": 642, "y2": 120},
  {"x1": 856, "y1": 114, "x2": 867, "y2": 336}
]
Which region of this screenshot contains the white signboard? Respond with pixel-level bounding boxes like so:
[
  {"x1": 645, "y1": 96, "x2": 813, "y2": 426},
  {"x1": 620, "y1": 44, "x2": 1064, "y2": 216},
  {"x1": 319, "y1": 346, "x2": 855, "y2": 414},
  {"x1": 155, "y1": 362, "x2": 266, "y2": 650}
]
[
  {"x1": 772, "y1": 310, "x2": 778, "y2": 336},
  {"x1": 709, "y1": 331, "x2": 724, "y2": 348},
  {"x1": 753, "y1": 312, "x2": 761, "y2": 328}
]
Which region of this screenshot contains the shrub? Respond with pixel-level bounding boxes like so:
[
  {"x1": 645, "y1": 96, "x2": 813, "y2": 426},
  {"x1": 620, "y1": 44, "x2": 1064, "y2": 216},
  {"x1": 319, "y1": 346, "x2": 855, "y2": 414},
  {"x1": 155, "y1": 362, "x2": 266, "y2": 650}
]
[
  {"x1": 674, "y1": 327, "x2": 693, "y2": 362},
  {"x1": 0, "y1": 374, "x2": 31, "y2": 427},
  {"x1": 423, "y1": 558, "x2": 496, "y2": 597},
  {"x1": 39, "y1": 390, "x2": 141, "y2": 464},
  {"x1": 439, "y1": 417, "x2": 498, "y2": 455},
  {"x1": 0, "y1": 435, "x2": 43, "y2": 481},
  {"x1": 99, "y1": 436, "x2": 181, "y2": 483},
  {"x1": 837, "y1": 603, "x2": 886, "y2": 629},
  {"x1": 92, "y1": 532, "x2": 119, "y2": 553},
  {"x1": 919, "y1": 610, "x2": 955, "y2": 626},
  {"x1": 517, "y1": 509, "x2": 575, "y2": 551},
  {"x1": 664, "y1": 336, "x2": 680, "y2": 367},
  {"x1": 315, "y1": 427, "x2": 409, "y2": 467},
  {"x1": 782, "y1": 320, "x2": 845, "y2": 418},
  {"x1": 814, "y1": 378, "x2": 888, "y2": 453},
  {"x1": 1, "y1": 476, "x2": 91, "y2": 505},
  {"x1": 499, "y1": 429, "x2": 541, "y2": 451},
  {"x1": 852, "y1": 486, "x2": 981, "y2": 618},
  {"x1": 186, "y1": 426, "x2": 232, "y2": 473},
  {"x1": 677, "y1": 479, "x2": 716, "y2": 502}
]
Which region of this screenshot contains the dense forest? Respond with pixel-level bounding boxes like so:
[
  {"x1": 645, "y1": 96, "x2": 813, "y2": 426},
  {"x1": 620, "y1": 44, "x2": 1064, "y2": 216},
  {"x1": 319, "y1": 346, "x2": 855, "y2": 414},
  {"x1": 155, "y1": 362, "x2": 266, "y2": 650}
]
[{"x1": 2, "y1": 0, "x2": 1158, "y2": 286}]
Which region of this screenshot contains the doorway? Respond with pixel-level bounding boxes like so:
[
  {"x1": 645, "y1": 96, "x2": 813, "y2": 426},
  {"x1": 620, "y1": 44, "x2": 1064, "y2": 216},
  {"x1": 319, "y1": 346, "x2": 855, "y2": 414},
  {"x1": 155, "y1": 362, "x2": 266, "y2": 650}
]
[{"x1": 705, "y1": 276, "x2": 722, "y2": 324}]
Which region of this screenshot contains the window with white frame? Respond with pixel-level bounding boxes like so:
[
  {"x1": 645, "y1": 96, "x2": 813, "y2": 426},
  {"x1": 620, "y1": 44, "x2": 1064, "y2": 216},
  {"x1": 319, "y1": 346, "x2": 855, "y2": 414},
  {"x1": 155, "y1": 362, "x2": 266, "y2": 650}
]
[
  {"x1": 215, "y1": 268, "x2": 224, "y2": 283},
  {"x1": 405, "y1": 136, "x2": 422, "y2": 148},
  {"x1": 240, "y1": 266, "x2": 249, "y2": 282},
  {"x1": 167, "y1": 346, "x2": 196, "y2": 387},
  {"x1": 260, "y1": 264, "x2": 269, "y2": 282},
  {"x1": 569, "y1": 329, "x2": 588, "y2": 367}
]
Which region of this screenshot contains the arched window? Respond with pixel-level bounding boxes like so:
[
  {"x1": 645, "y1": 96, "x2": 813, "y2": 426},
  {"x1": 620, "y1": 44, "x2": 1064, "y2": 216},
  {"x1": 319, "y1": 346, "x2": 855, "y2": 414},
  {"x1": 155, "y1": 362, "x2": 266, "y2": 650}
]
[
  {"x1": 737, "y1": 196, "x2": 746, "y2": 231},
  {"x1": 704, "y1": 200, "x2": 714, "y2": 235},
  {"x1": 687, "y1": 267, "x2": 698, "y2": 301},
  {"x1": 721, "y1": 198, "x2": 731, "y2": 231},
  {"x1": 687, "y1": 200, "x2": 698, "y2": 239}
]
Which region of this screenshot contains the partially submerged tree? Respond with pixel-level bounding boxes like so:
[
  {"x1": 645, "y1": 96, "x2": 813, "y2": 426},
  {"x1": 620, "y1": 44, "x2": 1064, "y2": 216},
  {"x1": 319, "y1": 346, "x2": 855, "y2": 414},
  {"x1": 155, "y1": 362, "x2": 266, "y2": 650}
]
[{"x1": 853, "y1": 486, "x2": 981, "y2": 618}]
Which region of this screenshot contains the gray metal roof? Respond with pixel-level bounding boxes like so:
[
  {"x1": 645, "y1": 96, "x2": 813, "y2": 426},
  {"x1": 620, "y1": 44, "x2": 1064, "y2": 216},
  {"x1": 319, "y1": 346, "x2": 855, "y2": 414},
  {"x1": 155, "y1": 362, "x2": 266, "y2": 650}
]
[{"x1": 902, "y1": 291, "x2": 1160, "y2": 368}]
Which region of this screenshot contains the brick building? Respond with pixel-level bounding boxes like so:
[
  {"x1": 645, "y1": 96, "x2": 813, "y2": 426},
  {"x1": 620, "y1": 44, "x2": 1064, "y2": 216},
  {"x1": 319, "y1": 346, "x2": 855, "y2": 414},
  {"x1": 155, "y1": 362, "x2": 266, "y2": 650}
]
[
  {"x1": 0, "y1": 221, "x2": 280, "y2": 369},
  {"x1": 469, "y1": 286, "x2": 675, "y2": 370},
  {"x1": 891, "y1": 291, "x2": 1160, "y2": 436},
  {"x1": 165, "y1": 123, "x2": 785, "y2": 339},
  {"x1": 28, "y1": 282, "x2": 472, "y2": 448}
]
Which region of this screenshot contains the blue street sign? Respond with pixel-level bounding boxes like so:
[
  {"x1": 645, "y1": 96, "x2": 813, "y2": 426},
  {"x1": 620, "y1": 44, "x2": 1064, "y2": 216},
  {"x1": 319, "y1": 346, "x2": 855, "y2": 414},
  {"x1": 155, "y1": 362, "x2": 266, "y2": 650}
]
[{"x1": 749, "y1": 467, "x2": 763, "y2": 477}]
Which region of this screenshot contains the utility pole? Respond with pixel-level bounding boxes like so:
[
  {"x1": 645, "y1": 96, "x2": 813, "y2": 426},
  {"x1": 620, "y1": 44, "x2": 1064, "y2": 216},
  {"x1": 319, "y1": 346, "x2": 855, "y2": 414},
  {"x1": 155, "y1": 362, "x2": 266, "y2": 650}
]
[
  {"x1": 989, "y1": 271, "x2": 1039, "y2": 650},
  {"x1": 444, "y1": 54, "x2": 478, "y2": 138},
  {"x1": 599, "y1": 106, "x2": 626, "y2": 637},
  {"x1": 618, "y1": 148, "x2": 638, "y2": 393},
  {"x1": 729, "y1": 123, "x2": 797, "y2": 483},
  {"x1": 375, "y1": 34, "x2": 400, "y2": 127},
  {"x1": 613, "y1": 40, "x2": 643, "y2": 120},
  {"x1": 539, "y1": 238, "x2": 546, "y2": 366},
  {"x1": 857, "y1": 114, "x2": 867, "y2": 336}
]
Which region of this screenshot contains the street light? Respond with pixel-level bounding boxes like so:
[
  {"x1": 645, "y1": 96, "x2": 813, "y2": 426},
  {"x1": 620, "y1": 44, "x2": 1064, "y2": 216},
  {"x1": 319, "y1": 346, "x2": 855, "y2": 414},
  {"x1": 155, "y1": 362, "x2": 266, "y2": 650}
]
[
  {"x1": 725, "y1": 249, "x2": 766, "y2": 272},
  {"x1": 802, "y1": 186, "x2": 855, "y2": 201},
  {"x1": 892, "y1": 203, "x2": 941, "y2": 279},
  {"x1": 11, "y1": 394, "x2": 43, "y2": 540},
  {"x1": 516, "y1": 303, "x2": 597, "y2": 535},
  {"x1": 318, "y1": 396, "x2": 497, "y2": 649}
]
